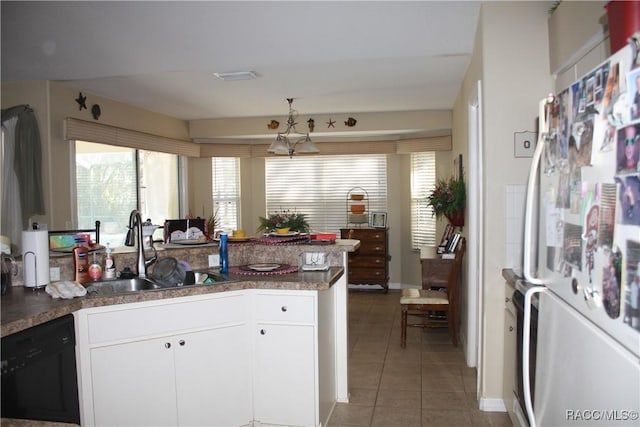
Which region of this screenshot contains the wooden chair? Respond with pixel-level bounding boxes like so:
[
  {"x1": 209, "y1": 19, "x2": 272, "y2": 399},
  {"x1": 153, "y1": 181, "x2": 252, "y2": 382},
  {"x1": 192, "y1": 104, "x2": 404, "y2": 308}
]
[{"x1": 400, "y1": 237, "x2": 465, "y2": 348}]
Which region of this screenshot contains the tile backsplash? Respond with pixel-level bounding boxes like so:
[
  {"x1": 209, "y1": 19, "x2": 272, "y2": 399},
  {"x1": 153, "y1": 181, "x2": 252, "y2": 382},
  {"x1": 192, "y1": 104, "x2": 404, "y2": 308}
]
[{"x1": 505, "y1": 185, "x2": 526, "y2": 272}]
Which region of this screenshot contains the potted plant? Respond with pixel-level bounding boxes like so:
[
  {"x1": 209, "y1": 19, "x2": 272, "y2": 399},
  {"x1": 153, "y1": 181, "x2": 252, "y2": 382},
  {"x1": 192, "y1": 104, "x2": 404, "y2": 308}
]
[
  {"x1": 257, "y1": 209, "x2": 310, "y2": 234},
  {"x1": 427, "y1": 174, "x2": 466, "y2": 226}
]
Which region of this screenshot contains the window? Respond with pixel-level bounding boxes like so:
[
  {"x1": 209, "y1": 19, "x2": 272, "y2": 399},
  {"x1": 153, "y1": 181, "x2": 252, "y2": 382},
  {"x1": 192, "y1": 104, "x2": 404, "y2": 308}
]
[
  {"x1": 212, "y1": 157, "x2": 240, "y2": 231},
  {"x1": 265, "y1": 155, "x2": 387, "y2": 234},
  {"x1": 411, "y1": 152, "x2": 437, "y2": 248},
  {"x1": 75, "y1": 141, "x2": 179, "y2": 247}
]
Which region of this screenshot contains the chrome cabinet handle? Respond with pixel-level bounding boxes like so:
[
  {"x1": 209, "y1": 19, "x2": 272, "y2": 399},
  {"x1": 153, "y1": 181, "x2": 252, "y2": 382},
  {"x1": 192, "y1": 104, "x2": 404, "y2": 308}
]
[
  {"x1": 179, "y1": 340, "x2": 185, "y2": 346},
  {"x1": 260, "y1": 329, "x2": 266, "y2": 335},
  {"x1": 165, "y1": 342, "x2": 171, "y2": 349},
  {"x1": 281, "y1": 306, "x2": 288, "y2": 312},
  {"x1": 509, "y1": 326, "x2": 514, "y2": 332}
]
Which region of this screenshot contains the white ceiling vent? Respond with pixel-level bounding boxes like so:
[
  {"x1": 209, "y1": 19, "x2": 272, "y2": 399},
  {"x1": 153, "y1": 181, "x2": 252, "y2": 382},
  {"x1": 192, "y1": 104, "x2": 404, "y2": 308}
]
[{"x1": 213, "y1": 71, "x2": 258, "y2": 81}]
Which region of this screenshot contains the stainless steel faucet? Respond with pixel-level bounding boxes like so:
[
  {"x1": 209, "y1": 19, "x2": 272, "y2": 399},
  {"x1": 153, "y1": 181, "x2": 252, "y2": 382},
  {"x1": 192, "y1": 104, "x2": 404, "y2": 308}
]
[{"x1": 125, "y1": 210, "x2": 157, "y2": 277}]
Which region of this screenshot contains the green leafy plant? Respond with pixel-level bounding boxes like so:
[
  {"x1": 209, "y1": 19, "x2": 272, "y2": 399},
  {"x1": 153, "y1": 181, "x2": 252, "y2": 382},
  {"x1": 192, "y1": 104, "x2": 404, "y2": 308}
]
[
  {"x1": 257, "y1": 209, "x2": 310, "y2": 233},
  {"x1": 427, "y1": 175, "x2": 466, "y2": 220}
]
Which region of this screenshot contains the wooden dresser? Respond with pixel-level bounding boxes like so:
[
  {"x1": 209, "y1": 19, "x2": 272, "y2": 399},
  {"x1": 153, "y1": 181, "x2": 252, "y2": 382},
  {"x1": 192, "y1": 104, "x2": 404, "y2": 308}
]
[{"x1": 340, "y1": 227, "x2": 389, "y2": 291}]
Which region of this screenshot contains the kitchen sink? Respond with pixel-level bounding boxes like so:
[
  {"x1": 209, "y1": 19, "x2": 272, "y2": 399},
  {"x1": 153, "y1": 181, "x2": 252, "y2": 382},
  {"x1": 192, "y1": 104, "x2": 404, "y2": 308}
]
[
  {"x1": 85, "y1": 277, "x2": 162, "y2": 295},
  {"x1": 85, "y1": 271, "x2": 232, "y2": 296}
]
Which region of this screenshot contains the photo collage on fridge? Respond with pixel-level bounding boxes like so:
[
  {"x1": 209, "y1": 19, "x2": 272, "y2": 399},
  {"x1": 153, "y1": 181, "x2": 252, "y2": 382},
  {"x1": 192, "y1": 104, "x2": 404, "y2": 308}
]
[{"x1": 544, "y1": 39, "x2": 640, "y2": 332}]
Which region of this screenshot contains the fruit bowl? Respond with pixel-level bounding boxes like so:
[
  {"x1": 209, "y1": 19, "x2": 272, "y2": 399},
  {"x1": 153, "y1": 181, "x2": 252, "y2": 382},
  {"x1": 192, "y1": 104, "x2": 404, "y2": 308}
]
[{"x1": 350, "y1": 204, "x2": 366, "y2": 214}]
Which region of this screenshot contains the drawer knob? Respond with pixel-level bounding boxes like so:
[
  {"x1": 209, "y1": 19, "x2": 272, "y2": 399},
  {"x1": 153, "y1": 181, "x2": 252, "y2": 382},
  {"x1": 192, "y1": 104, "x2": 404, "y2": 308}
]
[
  {"x1": 509, "y1": 326, "x2": 514, "y2": 332},
  {"x1": 281, "y1": 306, "x2": 288, "y2": 312},
  {"x1": 165, "y1": 342, "x2": 171, "y2": 349},
  {"x1": 505, "y1": 297, "x2": 511, "y2": 303},
  {"x1": 260, "y1": 329, "x2": 266, "y2": 335},
  {"x1": 179, "y1": 340, "x2": 186, "y2": 346}
]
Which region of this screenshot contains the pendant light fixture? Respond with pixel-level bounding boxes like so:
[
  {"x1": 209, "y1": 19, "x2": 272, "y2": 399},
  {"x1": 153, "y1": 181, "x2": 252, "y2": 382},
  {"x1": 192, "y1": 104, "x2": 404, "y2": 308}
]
[{"x1": 267, "y1": 98, "x2": 319, "y2": 158}]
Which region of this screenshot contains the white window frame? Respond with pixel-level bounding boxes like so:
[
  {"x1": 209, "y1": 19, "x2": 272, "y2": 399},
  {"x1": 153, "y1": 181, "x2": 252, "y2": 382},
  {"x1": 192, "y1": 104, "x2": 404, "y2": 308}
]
[
  {"x1": 212, "y1": 157, "x2": 241, "y2": 231},
  {"x1": 411, "y1": 152, "x2": 437, "y2": 248}
]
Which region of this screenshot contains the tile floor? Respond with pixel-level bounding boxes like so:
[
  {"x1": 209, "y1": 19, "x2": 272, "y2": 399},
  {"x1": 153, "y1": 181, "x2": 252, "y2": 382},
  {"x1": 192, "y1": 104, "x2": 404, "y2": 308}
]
[{"x1": 327, "y1": 289, "x2": 512, "y2": 427}]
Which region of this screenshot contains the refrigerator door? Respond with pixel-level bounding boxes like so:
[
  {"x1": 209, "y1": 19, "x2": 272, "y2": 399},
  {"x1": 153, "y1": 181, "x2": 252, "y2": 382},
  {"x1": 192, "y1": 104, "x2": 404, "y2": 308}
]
[
  {"x1": 535, "y1": 290, "x2": 640, "y2": 426},
  {"x1": 533, "y1": 40, "x2": 640, "y2": 359}
]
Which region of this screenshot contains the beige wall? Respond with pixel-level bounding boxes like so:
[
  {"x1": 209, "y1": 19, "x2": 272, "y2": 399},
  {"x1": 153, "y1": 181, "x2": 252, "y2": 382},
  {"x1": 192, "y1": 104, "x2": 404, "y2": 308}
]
[
  {"x1": 452, "y1": 1, "x2": 552, "y2": 407},
  {"x1": 1, "y1": 81, "x2": 190, "y2": 230}
]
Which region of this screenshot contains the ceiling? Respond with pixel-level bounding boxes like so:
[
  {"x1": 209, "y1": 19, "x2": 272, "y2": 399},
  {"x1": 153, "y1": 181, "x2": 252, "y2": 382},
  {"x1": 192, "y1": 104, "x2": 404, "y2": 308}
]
[{"x1": 1, "y1": 1, "x2": 481, "y2": 142}]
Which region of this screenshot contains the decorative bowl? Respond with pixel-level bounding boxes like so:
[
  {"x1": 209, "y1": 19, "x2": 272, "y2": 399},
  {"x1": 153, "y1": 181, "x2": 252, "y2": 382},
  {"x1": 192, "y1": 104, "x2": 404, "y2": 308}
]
[
  {"x1": 350, "y1": 204, "x2": 366, "y2": 214},
  {"x1": 350, "y1": 194, "x2": 364, "y2": 201},
  {"x1": 275, "y1": 227, "x2": 291, "y2": 234}
]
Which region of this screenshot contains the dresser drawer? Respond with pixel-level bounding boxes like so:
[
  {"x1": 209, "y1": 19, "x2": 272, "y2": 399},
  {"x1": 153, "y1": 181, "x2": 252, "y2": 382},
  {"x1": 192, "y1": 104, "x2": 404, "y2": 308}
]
[
  {"x1": 348, "y1": 267, "x2": 388, "y2": 284},
  {"x1": 341, "y1": 229, "x2": 386, "y2": 243},
  {"x1": 255, "y1": 293, "x2": 316, "y2": 324},
  {"x1": 348, "y1": 254, "x2": 387, "y2": 268},
  {"x1": 354, "y1": 243, "x2": 386, "y2": 256}
]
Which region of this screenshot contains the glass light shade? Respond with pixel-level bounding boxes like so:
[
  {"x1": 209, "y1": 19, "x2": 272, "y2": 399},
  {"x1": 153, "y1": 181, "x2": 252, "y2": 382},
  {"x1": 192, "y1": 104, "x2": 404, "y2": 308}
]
[{"x1": 296, "y1": 136, "x2": 319, "y2": 153}]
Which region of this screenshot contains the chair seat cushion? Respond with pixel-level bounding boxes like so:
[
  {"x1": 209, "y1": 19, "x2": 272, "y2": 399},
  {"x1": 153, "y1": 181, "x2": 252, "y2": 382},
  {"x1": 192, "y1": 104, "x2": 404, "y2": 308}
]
[{"x1": 400, "y1": 288, "x2": 448, "y2": 305}]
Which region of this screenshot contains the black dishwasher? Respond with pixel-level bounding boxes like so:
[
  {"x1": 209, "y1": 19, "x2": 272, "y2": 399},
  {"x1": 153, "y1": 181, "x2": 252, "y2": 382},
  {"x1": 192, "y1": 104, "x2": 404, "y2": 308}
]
[{"x1": 1, "y1": 314, "x2": 80, "y2": 424}]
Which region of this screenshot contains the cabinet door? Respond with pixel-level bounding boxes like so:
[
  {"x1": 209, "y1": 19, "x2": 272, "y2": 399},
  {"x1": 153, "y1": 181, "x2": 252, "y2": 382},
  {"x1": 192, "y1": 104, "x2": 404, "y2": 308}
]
[
  {"x1": 175, "y1": 325, "x2": 251, "y2": 426},
  {"x1": 254, "y1": 324, "x2": 316, "y2": 426},
  {"x1": 91, "y1": 338, "x2": 178, "y2": 426}
]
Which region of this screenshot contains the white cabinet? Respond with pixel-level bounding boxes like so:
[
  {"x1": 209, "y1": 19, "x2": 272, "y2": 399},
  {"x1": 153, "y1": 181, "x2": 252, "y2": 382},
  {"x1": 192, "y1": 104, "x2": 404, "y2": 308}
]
[
  {"x1": 253, "y1": 291, "x2": 318, "y2": 426},
  {"x1": 90, "y1": 336, "x2": 178, "y2": 425},
  {"x1": 76, "y1": 289, "x2": 326, "y2": 427},
  {"x1": 503, "y1": 281, "x2": 517, "y2": 422},
  {"x1": 76, "y1": 292, "x2": 251, "y2": 427}
]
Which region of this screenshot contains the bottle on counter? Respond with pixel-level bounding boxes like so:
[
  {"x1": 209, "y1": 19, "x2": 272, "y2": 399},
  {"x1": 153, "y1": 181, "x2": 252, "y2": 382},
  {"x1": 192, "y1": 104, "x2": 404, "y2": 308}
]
[
  {"x1": 88, "y1": 252, "x2": 103, "y2": 281},
  {"x1": 72, "y1": 246, "x2": 90, "y2": 284},
  {"x1": 219, "y1": 233, "x2": 229, "y2": 274},
  {"x1": 103, "y1": 243, "x2": 116, "y2": 279}
]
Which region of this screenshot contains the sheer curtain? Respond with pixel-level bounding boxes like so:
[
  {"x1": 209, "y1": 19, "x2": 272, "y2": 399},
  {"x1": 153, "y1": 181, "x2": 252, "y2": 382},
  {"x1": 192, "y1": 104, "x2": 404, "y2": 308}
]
[{"x1": 1, "y1": 116, "x2": 23, "y2": 251}]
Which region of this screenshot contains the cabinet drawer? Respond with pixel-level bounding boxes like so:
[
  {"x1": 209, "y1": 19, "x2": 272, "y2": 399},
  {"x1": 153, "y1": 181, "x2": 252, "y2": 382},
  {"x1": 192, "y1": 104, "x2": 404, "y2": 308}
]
[
  {"x1": 85, "y1": 293, "x2": 246, "y2": 345},
  {"x1": 255, "y1": 293, "x2": 316, "y2": 324},
  {"x1": 341, "y1": 229, "x2": 386, "y2": 243},
  {"x1": 348, "y1": 255, "x2": 386, "y2": 268},
  {"x1": 348, "y1": 267, "x2": 388, "y2": 284},
  {"x1": 352, "y1": 243, "x2": 386, "y2": 256}
]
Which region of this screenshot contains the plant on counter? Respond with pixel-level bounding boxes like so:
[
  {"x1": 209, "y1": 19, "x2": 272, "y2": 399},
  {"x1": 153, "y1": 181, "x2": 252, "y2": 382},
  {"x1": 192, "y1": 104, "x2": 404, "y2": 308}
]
[
  {"x1": 427, "y1": 173, "x2": 466, "y2": 224},
  {"x1": 257, "y1": 209, "x2": 310, "y2": 233}
]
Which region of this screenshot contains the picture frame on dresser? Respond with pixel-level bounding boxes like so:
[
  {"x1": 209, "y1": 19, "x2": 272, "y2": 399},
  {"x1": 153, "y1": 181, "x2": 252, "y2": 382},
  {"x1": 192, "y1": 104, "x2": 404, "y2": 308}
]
[{"x1": 371, "y1": 212, "x2": 387, "y2": 228}]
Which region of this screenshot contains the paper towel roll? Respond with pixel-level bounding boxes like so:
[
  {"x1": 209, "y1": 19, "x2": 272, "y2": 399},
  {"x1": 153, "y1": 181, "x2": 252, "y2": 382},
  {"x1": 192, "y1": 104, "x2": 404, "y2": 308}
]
[{"x1": 22, "y1": 230, "x2": 50, "y2": 288}]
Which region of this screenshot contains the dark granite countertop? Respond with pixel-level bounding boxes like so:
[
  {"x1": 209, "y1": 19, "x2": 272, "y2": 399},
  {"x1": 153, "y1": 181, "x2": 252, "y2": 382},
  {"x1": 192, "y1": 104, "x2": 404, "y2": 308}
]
[{"x1": 1, "y1": 267, "x2": 344, "y2": 337}]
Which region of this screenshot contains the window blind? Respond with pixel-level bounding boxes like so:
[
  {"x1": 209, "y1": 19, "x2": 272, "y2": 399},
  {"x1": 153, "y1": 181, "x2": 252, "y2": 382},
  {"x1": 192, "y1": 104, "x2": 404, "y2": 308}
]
[
  {"x1": 411, "y1": 152, "x2": 437, "y2": 247},
  {"x1": 212, "y1": 157, "x2": 240, "y2": 231},
  {"x1": 64, "y1": 118, "x2": 199, "y2": 157},
  {"x1": 265, "y1": 155, "x2": 387, "y2": 234}
]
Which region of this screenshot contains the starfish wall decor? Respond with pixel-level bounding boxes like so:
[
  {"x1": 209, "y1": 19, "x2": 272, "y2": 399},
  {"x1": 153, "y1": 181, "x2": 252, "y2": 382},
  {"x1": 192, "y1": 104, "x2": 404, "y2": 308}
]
[{"x1": 75, "y1": 92, "x2": 87, "y2": 110}]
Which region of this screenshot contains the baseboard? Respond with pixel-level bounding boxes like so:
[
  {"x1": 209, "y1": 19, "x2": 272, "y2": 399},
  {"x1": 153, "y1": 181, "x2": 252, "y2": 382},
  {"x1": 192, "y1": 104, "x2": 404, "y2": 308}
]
[{"x1": 479, "y1": 397, "x2": 507, "y2": 412}]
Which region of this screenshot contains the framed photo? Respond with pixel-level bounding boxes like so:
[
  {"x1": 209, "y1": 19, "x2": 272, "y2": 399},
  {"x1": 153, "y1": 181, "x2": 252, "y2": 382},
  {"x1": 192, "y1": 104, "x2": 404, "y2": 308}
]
[{"x1": 371, "y1": 212, "x2": 387, "y2": 228}]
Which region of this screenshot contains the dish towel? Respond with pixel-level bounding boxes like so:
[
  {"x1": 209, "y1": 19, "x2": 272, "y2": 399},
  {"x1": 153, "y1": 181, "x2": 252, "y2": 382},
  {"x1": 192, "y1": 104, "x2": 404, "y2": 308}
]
[{"x1": 45, "y1": 281, "x2": 87, "y2": 299}]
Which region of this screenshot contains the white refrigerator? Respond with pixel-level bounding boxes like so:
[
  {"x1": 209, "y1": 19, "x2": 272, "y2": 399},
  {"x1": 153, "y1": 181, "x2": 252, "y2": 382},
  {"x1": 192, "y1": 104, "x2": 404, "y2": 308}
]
[{"x1": 522, "y1": 37, "x2": 640, "y2": 426}]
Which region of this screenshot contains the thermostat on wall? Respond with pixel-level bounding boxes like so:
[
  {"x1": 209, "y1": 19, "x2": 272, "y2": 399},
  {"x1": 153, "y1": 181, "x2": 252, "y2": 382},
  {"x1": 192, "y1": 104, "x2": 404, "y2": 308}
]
[{"x1": 514, "y1": 131, "x2": 536, "y2": 157}]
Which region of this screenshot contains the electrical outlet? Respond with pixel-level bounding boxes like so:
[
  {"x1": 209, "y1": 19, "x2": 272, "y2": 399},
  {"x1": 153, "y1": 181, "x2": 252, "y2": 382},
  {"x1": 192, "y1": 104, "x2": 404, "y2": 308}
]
[
  {"x1": 50, "y1": 267, "x2": 60, "y2": 281},
  {"x1": 208, "y1": 254, "x2": 220, "y2": 267}
]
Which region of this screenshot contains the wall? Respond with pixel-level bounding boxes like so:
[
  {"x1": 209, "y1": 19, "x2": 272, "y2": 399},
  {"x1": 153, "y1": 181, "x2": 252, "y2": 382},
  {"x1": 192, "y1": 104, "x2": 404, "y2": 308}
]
[
  {"x1": 1, "y1": 81, "x2": 190, "y2": 230},
  {"x1": 452, "y1": 1, "x2": 552, "y2": 409}
]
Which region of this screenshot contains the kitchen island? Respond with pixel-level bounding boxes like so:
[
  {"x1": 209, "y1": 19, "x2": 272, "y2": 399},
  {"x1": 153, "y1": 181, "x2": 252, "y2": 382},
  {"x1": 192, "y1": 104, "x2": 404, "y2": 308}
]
[{"x1": 1, "y1": 239, "x2": 358, "y2": 427}]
